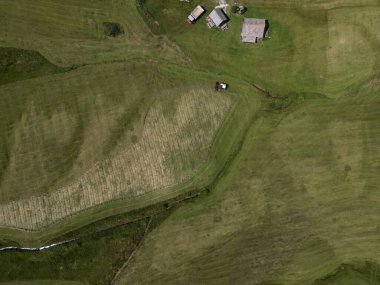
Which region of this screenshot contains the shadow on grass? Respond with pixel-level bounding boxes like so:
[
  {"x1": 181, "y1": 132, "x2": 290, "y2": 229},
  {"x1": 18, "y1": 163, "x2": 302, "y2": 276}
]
[{"x1": 0, "y1": 47, "x2": 74, "y2": 86}]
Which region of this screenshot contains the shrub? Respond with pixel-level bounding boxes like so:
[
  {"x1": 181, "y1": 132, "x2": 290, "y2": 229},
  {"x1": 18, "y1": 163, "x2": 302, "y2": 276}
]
[
  {"x1": 238, "y1": 6, "x2": 247, "y2": 14},
  {"x1": 231, "y1": 5, "x2": 239, "y2": 14},
  {"x1": 102, "y1": 22, "x2": 124, "y2": 37}
]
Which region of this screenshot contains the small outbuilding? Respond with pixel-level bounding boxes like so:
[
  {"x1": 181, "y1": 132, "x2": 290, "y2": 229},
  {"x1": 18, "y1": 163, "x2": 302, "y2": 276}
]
[
  {"x1": 187, "y1": 5, "x2": 205, "y2": 24},
  {"x1": 207, "y1": 8, "x2": 229, "y2": 29},
  {"x1": 241, "y1": 18, "x2": 269, "y2": 43}
]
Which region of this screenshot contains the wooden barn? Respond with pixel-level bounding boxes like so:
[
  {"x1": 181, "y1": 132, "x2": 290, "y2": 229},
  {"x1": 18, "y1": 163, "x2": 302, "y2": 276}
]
[{"x1": 241, "y1": 18, "x2": 269, "y2": 43}]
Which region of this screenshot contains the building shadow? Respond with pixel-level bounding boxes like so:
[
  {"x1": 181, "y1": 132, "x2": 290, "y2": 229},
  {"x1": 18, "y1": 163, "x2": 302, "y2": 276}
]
[{"x1": 264, "y1": 20, "x2": 270, "y2": 37}]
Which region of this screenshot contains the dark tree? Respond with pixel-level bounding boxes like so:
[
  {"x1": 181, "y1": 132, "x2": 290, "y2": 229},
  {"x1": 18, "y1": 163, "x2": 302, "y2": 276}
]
[
  {"x1": 231, "y1": 5, "x2": 239, "y2": 14},
  {"x1": 238, "y1": 6, "x2": 247, "y2": 14},
  {"x1": 102, "y1": 22, "x2": 124, "y2": 37}
]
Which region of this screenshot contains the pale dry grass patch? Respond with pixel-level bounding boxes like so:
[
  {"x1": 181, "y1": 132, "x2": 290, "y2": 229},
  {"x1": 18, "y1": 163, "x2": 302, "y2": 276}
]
[{"x1": 0, "y1": 89, "x2": 233, "y2": 229}]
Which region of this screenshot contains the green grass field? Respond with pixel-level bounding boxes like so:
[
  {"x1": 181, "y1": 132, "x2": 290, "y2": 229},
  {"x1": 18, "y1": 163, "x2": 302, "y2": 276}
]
[
  {"x1": 0, "y1": 280, "x2": 85, "y2": 285},
  {"x1": 118, "y1": 93, "x2": 380, "y2": 284},
  {"x1": 0, "y1": 0, "x2": 379, "y2": 284}
]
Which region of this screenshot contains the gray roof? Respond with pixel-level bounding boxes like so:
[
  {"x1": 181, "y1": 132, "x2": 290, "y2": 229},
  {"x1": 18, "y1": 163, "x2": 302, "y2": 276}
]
[
  {"x1": 208, "y1": 8, "x2": 228, "y2": 27},
  {"x1": 241, "y1": 18, "x2": 267, "y2": 43}
]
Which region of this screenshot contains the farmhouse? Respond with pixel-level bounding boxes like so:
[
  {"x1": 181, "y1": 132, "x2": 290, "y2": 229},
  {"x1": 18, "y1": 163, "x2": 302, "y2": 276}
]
[
  {"x1": 207, "y1": 8, "x2": 229, "y2": 29},
  {"x1": 241, "y1": 18, "x2": 269, "y2": 43}
]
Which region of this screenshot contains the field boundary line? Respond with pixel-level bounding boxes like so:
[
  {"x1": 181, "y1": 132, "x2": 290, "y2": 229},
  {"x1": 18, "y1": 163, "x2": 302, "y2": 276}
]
[
  {"x1": 109, "y1": 216, "x2": 153, "y2": 285},
  {"x1": 0, "y1": 189, "x2": 205, "y2": 251}
]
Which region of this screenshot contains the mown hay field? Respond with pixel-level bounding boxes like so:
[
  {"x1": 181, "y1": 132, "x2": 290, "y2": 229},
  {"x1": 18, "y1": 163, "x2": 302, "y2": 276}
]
[
  {"x1": 0, "y1": 0, "x2": 248, "y2": 234},
  {"x1": 0, "y1": 59, "x2": 236, "y2": 230}
]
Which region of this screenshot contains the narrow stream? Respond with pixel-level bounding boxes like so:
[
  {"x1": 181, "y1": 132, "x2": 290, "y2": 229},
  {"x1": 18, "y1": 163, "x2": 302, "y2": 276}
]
[{"x1": 0, "y1": 238, "x2": 78, "y2": 252}]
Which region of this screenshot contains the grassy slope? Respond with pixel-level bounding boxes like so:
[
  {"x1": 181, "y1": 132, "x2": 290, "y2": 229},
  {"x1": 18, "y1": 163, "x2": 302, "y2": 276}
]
[
  {"x1": 0, "y1": 47, "x2": 68, "y2": 174},
  {"x1": 118, "y1": 90, "x2": 380, "y2": 285},
  {"x1": 0, "y1": 282, "x2": 86, "y2": 285},
  {"x1": 0, "y1": 64, "x2": 259, "y2": 245},
  {"x1": 0, "y1": 62, "x2": 150, "y2": 202},
  {"x1": 0, "y1": 0, "x2": 187, "y2": 66},
  {"x1": 0, "y1": 0, "x2": 377, "y2": 236},
  {"x1": 313, "y1": 262, "x2": 380, "y2": 285},
  {"x1": 0, "y1": 0, "x2": 257, "y2": 241},
  {"x1": 0, "y1": 0, "x2": 185, "y2": 203},
  {"x1": 0, "y1": 0, "x2": 379, "y2": 284},
  {"x1": 115, "y1": 1, "x2": 380, "y2": 284}
]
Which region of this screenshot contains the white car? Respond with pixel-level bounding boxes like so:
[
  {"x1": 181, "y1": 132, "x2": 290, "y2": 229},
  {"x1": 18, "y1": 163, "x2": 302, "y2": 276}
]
[
  {"x1": 219, "y1": 83, "x2": 228, "y2": 90},
  {"x1": 215, "y1": 81, "x2": 228, "y2": 91}
]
